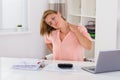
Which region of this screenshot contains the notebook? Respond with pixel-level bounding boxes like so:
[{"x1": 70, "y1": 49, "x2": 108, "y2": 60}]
[{"x1": 81, "y1": 50, "x2": 120, "y2": 74}]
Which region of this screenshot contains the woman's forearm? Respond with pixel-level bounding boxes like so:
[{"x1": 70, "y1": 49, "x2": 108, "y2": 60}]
[
  {"x1": 74, "y1": 29, "x2": 92, "y2": 50},
  {"x1": 46, "y1": 43, "x2": 53, "y2": 52}
]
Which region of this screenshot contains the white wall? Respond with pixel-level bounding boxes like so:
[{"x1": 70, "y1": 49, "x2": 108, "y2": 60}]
[
  {"x1": 95, "y1": 0, "x2": 118, "y2": 61},
  {"x1": 0, "y1": 0, "x2": 49, "y2": 59},
  {"x1": 117, "y1": 0, "x2": 120, "y2": 48},
  {"x1": 0, "y1": 0, "x2": 2, "y2": 27}
]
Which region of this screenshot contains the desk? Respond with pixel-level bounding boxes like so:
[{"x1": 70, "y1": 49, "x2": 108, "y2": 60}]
[{"x1": 1, "y1": 57, "x2": 120, "y2": 80}]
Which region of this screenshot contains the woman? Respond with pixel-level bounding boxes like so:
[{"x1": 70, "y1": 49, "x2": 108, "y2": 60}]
[{"x1": 40, "y1": 10, "x2": 92, "y2": 61}]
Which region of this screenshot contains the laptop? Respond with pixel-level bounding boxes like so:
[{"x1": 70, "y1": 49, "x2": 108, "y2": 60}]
[{"x1": 81, "y1": 50, "x2": 120, "y2": 74}]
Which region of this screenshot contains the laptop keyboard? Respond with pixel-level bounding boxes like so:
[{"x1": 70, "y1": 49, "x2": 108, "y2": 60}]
[
  {"x1": 88, "y1": 67, "x2": 95, "y2": 71},
  {"x1": 81, "y1": 66, "x2": 96, "y2": 71},
  {"x1": 87, "y1": 66, "x2": 95, "y2": 71}
]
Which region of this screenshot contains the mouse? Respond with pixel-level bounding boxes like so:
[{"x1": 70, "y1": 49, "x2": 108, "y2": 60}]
[{"x1": 58, "y1": 63, "x2": 73, "y2": 69}]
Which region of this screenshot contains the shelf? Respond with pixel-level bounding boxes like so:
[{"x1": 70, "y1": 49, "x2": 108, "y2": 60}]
[
  {"x1": 0, "y1": 28, "x2": 31, "y2": 35},
  {"x1": 67, "y1": 0, "x2": 96, "y2": 59},
  {"x1": 81, "y1": 15, "x2": 96, "y2": 18},
  {"x1": 69, "y1": 13, "x2": 96, "y2": 18},
  {"x1": 0, "y1": 31, "x2": 31, "y2": 35}
]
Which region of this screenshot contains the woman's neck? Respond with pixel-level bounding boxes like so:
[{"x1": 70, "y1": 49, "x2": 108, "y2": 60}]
[{"x1": 60, "y1": 23, "x2": 70, "y2": 34}]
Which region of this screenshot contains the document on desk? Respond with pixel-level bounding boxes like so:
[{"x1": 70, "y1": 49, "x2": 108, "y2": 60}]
[
  {"x1": 42, "y1": 63, "x2": 82, "y2": 72},
  {"x1": 12, "y1": 60, "x2": 45, "y2": 70}
]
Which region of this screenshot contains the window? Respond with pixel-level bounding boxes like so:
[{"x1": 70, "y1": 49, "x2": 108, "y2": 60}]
[{"x1": 0, "y1": 0, "x2": 29, "y2": 33}]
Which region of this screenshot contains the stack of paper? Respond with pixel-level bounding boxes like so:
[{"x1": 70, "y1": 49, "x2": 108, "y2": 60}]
[
  {"x1": 12, "y1": 60, "x2": 45, "y2": 70},
  {"x1": 12, "y1": 64, "x2": 40, "y2": 70}
]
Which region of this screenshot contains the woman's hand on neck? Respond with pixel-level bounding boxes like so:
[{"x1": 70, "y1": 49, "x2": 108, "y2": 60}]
[{"x1": 60, "y1": 22, "x2": 70, "y2": 34}]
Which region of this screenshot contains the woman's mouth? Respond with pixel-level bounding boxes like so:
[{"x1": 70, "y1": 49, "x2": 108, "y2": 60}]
[{"x1": 56, "y1": 22, "x2": 59, "y2": 27}]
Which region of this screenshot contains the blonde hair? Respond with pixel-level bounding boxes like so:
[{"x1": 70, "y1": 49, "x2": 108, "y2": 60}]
[
  {"x1": 40, "y1": 9, "x2": 65, "y2": 36},
  {"x1": 40, "y1": 10, "x2": 57, "y2": 36}
]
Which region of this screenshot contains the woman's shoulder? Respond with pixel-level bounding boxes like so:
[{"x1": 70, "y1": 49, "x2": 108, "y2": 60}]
[
  {"x1": 77, "y1": 25, "x2": 86, "y2": 29},
  {"x1": 69, "y1": 23, "x2": 84, "y2": 28},
  {"x1": 77, "y1": 25, "x2": 85, "y2": 28},
  {"x1": 76, "y1": 25, "x2": 87, "y2": 32}
]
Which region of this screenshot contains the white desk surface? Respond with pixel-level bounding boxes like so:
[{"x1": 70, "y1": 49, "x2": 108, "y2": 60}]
[{"x1": 1, "y1": 57, "x2": 120, "y2": 80}]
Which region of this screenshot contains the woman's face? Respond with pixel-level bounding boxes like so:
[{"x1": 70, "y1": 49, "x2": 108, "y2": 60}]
[{"x1": 45, "y1": 12, "x2": 63, "y2": 29}]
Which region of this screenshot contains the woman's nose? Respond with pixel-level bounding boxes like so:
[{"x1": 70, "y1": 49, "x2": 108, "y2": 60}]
[{"x1": 51, "y1": 20, "x2": 57, "y2": 26}]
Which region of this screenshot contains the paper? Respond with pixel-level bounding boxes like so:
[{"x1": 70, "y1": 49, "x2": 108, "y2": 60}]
[
  {"x1": 12, "y1": 60, "x2": 45, "y2": 70},
  {"x1": 12, "y1": 64, "x2": 40, "y2": 70},
  {"x1": 42, "y1": 63, "x2": 82, "y2": 72}
]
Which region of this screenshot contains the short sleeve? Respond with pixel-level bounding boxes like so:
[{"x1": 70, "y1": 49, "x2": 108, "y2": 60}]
[
  {"x1": 44, "y1": 34, "x2": 52, "y2": 44},
  {"x1": 78, "y1": 26, "x2": 92, "y2": 41}
]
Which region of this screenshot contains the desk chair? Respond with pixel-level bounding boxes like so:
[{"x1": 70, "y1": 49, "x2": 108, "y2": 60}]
[{"x1": 45, "y1": 53, "x2": 53, "y2": 60}]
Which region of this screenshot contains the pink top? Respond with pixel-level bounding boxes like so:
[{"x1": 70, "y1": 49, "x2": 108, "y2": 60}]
[{"x1": 45, "y1": 26, "x2": 92, "y2": 61}]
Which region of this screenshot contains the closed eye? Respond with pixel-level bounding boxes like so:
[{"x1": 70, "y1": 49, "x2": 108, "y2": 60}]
[
  {"x1": 48, "y1": 16, "x2": 55, "y2": 26},
  {"x1": 51, "y1": 16, "x2": 55, "y2": 20}
]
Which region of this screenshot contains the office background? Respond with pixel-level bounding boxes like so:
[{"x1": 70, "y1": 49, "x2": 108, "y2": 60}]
[{"x1": 0, "y1": 0, "x2": 120, "y2": 59}]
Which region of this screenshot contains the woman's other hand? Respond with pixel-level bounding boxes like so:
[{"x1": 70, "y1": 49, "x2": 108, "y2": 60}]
[{"x1": 42, "y1": 56, "x2": 47, "y2": 60}]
